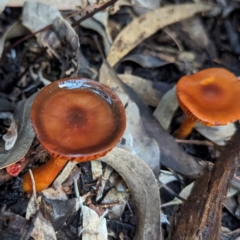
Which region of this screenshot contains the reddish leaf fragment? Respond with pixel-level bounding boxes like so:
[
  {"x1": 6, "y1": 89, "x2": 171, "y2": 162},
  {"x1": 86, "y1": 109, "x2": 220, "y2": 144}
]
[
  {"x1": 89, "y1": 203, "x2": 105, "y2": 217},
  {"x1": 6, "y1": 163, "x2": 21, "y2": 177}
]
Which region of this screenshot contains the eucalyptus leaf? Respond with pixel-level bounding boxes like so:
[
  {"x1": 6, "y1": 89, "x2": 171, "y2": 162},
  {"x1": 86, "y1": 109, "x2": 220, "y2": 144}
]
[
  {"x1": 99, "y1": 148, "x2": 161, "y2": 240},
  {"x1": 153, "y1": 86, "x2": 178, "y2": 131},
  {"x1": 162, "y1": 181, "x2": 239, "y2": 208},
  {"x1": 0, "y1": 93, "x2": 36, "y2": 168},
  {"x1": 159, "y1": 170, "x2": 178, "y2": 185}
]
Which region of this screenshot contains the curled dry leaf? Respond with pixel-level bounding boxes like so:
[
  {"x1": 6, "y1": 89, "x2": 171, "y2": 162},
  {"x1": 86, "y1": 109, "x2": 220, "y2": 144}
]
[
  {"x1": 99, "y1": 148, "x2": 161, "y2": 240},
  {"x1": 107, "y1": 3, "x2": 213, "y2": 66},
  {"x1": 0, "y1": 93, "x2": 36, "y2": 169},
  {"x1": 2, "y1": 118, "x2": 18, "y2": 150},
  {"x1": 30, "y1": 62, "x2": 52, "y2": 86},
  {"x1": 94, "y1": 11, "x2": 112, "y2": 44}
]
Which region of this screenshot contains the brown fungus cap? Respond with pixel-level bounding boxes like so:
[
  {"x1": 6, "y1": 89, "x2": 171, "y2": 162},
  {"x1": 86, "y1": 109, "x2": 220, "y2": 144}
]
[
  {"x1": 31, "y1": 78, "x2": 126, "y2": 162},
  {"x1": 177, "y1": 68, "x2": 240, "y2": 126}
]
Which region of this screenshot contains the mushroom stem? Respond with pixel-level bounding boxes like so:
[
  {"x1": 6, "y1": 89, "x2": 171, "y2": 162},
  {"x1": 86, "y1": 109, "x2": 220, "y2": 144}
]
[
  {"x1": 22, "y1": 156, "x2": 67, "y2": 192},
  {"x1": 174, "y1": 115, "x2": 196, "y2": 139}
]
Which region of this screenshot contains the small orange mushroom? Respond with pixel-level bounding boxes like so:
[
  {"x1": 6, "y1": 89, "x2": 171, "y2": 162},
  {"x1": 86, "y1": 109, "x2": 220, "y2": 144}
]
[
  {"x1": 174, "y1": 68, "x2": 240, "y2": 139},
  {"x1": 22, "y1": 78, "x2": 126, "y2": 192}
]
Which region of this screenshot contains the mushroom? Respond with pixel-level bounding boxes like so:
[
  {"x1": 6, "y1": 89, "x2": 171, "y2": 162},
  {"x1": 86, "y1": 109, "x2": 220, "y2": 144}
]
[
  {"x1": 22, "y1": 78, "x2": 126, "y2": 192},
  {"x1": 174, "y1": 68, "x2": 240, "y2": 139}
]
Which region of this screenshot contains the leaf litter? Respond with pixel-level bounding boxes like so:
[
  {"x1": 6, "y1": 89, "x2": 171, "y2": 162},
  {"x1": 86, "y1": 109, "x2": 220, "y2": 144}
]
[{"x1": 1, "y1": 0, "x2": 240, "y2": 239}]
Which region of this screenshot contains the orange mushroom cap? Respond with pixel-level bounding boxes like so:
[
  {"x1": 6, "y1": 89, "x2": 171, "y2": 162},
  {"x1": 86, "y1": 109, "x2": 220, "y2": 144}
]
[
  {"x1": 176, "y1": 68, "x2": 240, "y2": 126},
  {"x1": 31, "y1": 78, "x2": 126, "y2": 162}
]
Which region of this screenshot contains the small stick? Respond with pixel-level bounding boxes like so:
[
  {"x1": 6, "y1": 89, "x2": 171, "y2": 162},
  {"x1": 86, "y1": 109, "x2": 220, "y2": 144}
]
[
  {"x1": 96, "y1": 201, "x2": 121, "y2": 208},
  {"x1": 28, "y1": 169, "x2": 36, "y2": 199},
  {"x1": 175, "y1": 138, "x2": 214, "y2": 147}
]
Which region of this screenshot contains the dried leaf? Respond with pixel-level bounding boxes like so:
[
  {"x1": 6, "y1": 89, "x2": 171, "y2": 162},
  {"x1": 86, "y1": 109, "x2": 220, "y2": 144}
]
[
  {"x1": 107, "y1": 3, "x2": 213, "y2": 66},
  {"x1": 52, "y1": 161, "x2": 78, "y2": 189},
  {"x1": 117, "y1": 99, "x2": 160, "y2": 174},
  {"x1": 102, "y1": 188, "x2": 129, "y2": 219},
  {"x1": 52, "y1": 18, "x2": 80, "y2": 77},
  {"x1": 162, "y1": 182, "x2": 194, "y2": 207},
  {"x1": 26, "y1": 196, "x2": 57, "y2": 240},
  {"x1": 42, "y1": 187, "x2": 68, "y2": 201},
  {"x1": 0, "y1": 21, "x2": 29, "y2": 58},
  {"x1": 82, "y1": 204, "x2": 108, "y2": 240},
  {"x1": 22, "y1": 2, "x2": 79, "y2": 77},
  {"x1": 41, "y1": 197, "x2": 81, "y2": 230},
  {"x1": 195, "y1": 123, "x2": 237, "y2": 146},
  {"x1": 96, "y1": 165, "x2": 113, "y2": 201},
  {"x1": 133, "y1": 0, "x2": 160, "y2": 15},
  {"x1": 0, "y1": 93, "x2": 36, "y2": 168},
  {"x1": 162, "y1": 182, "x2": 239, "y2": 208},
  {"x1": 99, "y1": 148, "x2": 161, "y2": 240},
  {"x1": 224, "y1": 197, "x2": 240, "y2": 221},
  {"x1": 78, "y1": 17, "x2": 111, "y2": 54},
  {"x1": 94, "y1": 11, "x2": 112, "y2": 44},
  {"x1": 30, "y1": 62, "x2": 52, "y2": 86},
  {"x1": 159, "y1": 170, "x2": 178, "y2": 185},
  {"x1": 179, "y1": 16, "x2": 216, "y2": 58},
  {"x1": 153, "y1": 86, "x2": 178, "y2": 131},
  {"x1": 91, "y1": 160, "x2": 103, "y2": 180},
  {"x1": 2, "y1": 118, "x2": 17, "y2": 150},
  {"x1": 122, "y1": 54, "x2": 168, "y2": 68},
  {"x1": 118, "y1": 74, "x2": 162, "y2": 107},
  {"x1": 22, "y1": 2, "x2": 61, "y2": 31}
]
